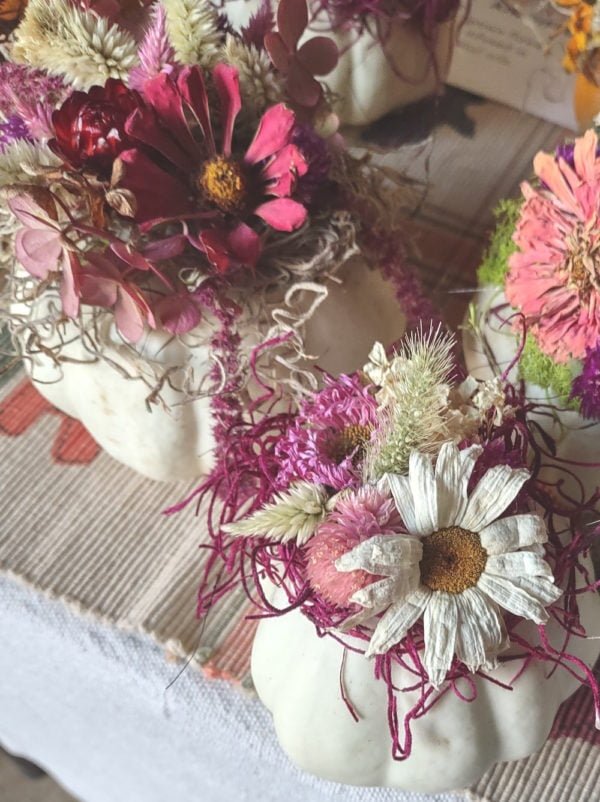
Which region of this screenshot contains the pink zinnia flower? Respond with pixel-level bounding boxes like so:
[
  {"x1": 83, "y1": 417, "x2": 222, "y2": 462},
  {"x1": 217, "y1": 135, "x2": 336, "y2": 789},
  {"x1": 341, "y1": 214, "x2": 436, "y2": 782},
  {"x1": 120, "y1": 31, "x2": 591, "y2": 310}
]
[
  {"x1": 306, "y1": 486, "x2": 401, "y2": 607},
  {"x1": 506, "y1": 129, "x2": 600, "y2": 362},
  {"x1": 117, "y1": 64, "x2": 308, "y2": 272},
  {"x1": 276, "y1": 373, "x2": 378, "y2": 491}
]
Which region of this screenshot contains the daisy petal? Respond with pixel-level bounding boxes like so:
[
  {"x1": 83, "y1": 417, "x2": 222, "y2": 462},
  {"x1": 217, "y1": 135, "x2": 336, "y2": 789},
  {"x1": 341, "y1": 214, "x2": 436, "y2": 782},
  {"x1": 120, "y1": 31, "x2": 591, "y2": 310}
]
[
  {"x1": 338, "y1": 606, "x2": 380, "y2": 632},
  {"x1": 350, "y1": 577, "x2": 402, "y2": 609},
  {"x1": 455, "y1": 587, "x2": 508, "y2": 671},
  {"x1": 335, "y1": 534, "x2": 422, "y2": 576},
  {"x1": 435, "y1": 443, "x2": 483, "y2": 529},
  {"x1": 486, "y1": 551, "x2": 554, "y2": 580},
  {"x1": 460, "y1": 465, "x2": 530, "y2": 532},
  {"x1": 423, "y1": 593, "x2": 458, "y2": 688},
  {"x1": 479, "y1": 514, "x2": 547, "y2": 555},
  {"x1": 508, "y1": 575, "x2": 562, "y2": 606},
  {"x1": 365, "y1": 588, "x2": 431, "y2": 657},
  {"x1": 387, "y1": 473, "x2": 417, "y2": 534},
  {"x1": 409, "y1": 451, "x2": 438, "y2": 535},
  {"x1": 477, "y1": 573, "x2": 550, "y2": 624}
]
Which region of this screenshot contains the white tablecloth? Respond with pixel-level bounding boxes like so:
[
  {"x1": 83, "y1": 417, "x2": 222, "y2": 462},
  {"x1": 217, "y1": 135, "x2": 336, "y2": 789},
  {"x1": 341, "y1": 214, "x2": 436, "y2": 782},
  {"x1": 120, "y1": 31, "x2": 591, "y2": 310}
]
[{"x1": 0, "y1": 575, "x2": 465, "y2": 802}]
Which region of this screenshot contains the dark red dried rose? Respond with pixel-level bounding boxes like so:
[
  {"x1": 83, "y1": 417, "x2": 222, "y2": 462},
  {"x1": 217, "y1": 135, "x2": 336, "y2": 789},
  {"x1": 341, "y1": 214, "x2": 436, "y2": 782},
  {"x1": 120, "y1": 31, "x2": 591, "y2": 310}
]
[{"x1": 50, "y1": 79, "x2": 141, "y2": 176}]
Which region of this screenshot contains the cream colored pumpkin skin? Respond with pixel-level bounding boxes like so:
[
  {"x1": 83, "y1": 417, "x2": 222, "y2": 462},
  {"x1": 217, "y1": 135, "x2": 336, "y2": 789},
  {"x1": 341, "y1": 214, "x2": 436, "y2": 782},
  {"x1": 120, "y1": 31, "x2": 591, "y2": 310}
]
[
  {"x1": 13, "y1": 259, "x2": 406, "y2": 481},
  {"x1": 251, "y1": 570, "x2": 600, "y2": 792}
]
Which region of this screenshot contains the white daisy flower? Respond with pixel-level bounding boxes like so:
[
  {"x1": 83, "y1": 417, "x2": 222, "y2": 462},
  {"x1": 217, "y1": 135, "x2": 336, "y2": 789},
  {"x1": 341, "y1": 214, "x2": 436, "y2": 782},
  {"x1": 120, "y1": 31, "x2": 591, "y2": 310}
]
[{"x1": 335, "y1": 442, "x2": 562, "y2": 687}]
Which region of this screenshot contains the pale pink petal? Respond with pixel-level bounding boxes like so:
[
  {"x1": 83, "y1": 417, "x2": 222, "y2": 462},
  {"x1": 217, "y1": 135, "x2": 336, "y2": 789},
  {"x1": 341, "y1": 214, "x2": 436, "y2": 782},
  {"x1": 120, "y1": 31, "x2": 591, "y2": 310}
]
[
  {"x1": 15, "y1": 227, "x2": 62, "y2": 278},
  {"x1": 60, "y1": 251, "x2": 81, "y2": 318},
  {"x1": 155, "y1": 293, "x2": 201, "y2": 334},
  {"x1": 573, "y1": 128, "x2": 598, "y2": 185},
  {"x1": 244, "y1": 103, "x2": 295, "y2": 166},
  {"x1": 533, "y1": 152, "x2": 582, "y2": 219},
  {"x1": 254, "y1": 197, "x2": 307, "y2": 231},
  {"x1": 114, "y1": 289, "x2": 146, "y2": 342},
  {"x1": 8, "y1": 194, "x2": 57, "y2": 230},
  {"x1": 213, "y1": 64, "x2": 241, "y2": 158},
  {"x1": 80, "y1": 274, "x2": 118, "y2": 309}
]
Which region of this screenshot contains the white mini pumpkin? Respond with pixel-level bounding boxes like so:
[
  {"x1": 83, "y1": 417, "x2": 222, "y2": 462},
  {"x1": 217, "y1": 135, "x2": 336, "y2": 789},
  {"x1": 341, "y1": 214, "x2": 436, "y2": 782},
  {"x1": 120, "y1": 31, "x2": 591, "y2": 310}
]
[
  {"x1": 463, "y1": 286, "x2": 600, "y2": 499},
  {"x1": 12, "y1": 258, "x2": 406, "y2": 481},
  {"x1": 251, "y1": 559, "x2": 600, "y2": 792},
  {"x1": 224, "y1": 0, "x2": 455, "y2": 126}
]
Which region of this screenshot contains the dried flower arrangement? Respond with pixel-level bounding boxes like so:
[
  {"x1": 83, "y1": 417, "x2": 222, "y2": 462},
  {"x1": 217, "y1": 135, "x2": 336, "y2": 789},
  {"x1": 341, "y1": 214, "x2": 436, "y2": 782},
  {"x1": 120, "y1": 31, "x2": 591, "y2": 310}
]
[
  {"x1": 174, "y1": 323, "x2": 600, "y2": 786},
  {"x1": 470, "y1": 129, "x2": 600, "y2": 422},
  {"x1": 0, "y1": 0, "x2": 434, "y2": 477}
]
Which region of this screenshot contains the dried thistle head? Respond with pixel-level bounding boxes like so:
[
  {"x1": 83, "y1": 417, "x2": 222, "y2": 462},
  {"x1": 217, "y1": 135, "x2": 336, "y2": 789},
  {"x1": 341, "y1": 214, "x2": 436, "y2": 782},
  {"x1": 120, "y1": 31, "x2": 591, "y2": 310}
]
[
  {"x1": 365, "y1": 327, "x2": 472, "y2": 479},
  {"x1": 12, "y1": 0, "x2": 139, "y2": 89}
]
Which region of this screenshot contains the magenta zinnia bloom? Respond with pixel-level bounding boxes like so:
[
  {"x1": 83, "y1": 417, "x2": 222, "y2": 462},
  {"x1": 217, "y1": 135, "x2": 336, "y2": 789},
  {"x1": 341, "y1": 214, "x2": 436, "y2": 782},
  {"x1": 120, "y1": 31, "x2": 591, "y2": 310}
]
[
  {"x1": 506, "y1": 129, "x2": 600, "y2": 363},
  {"x1": 118, "y1": 64, "x2": 308, "y2": 271},
  {"x1": 276, "y1": 373, "x2": 378, "y2": 491}
]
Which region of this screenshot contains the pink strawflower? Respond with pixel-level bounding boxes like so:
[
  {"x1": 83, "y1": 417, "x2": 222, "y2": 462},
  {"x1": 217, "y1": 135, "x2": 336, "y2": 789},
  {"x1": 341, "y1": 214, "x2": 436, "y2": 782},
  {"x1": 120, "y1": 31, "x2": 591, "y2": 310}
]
[
  {"x1": 306, "y1": 486, "x2": 401, "y2": 607},
  {"x1": 276, "y1": 373, "x2": 378, "y2": 491},
  {"x1": 506, "y1": 129, "x2": 600, "y2": 363}
]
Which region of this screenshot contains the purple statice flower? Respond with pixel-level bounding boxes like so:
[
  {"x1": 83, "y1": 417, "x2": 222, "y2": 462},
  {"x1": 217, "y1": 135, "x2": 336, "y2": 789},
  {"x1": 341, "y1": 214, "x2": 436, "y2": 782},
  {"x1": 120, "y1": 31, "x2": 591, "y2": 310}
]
[
  {"x1": 0, "y1": 116, "x2": 30, "y2": 152},
  {"x1": 555, "y1": 140, "x2": 600, "y2": 169},
  {"x1": 276, "y1": 373, "x2": 378, "y2": 491},
  {"x1": 571, "y1": 345, "x2": 600, "y2": 420},
  {"x1": 292, "y1": 124, "x2": 333, "y2": 207},
  {"x1": 0, "y1": 64, "x2": 66, "y2": 141}
]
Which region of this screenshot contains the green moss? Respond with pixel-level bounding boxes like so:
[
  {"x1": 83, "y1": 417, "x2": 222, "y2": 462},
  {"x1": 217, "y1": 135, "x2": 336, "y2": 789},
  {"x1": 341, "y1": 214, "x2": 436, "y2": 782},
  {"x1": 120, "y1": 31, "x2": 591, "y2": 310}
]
[
  {"x1": 477, "y1": 198, "x2": 523, "y2": 287},
  {"x1": 519, "y1": 334, "x2": 579, "y2": 409}
]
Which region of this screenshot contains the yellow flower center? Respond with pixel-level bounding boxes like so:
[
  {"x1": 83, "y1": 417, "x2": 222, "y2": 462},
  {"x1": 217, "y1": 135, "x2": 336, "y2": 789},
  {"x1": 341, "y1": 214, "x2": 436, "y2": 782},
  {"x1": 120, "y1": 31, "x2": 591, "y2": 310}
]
[
  {"x1": 420, "y1": 527, "x2": 487, "y2": 594},
  {"x1": 327, "y1": 424, "x2": 372, "y2": 465},
  {"x1": 198, "y1": 157, "x2": 247, "y2": 213}
]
